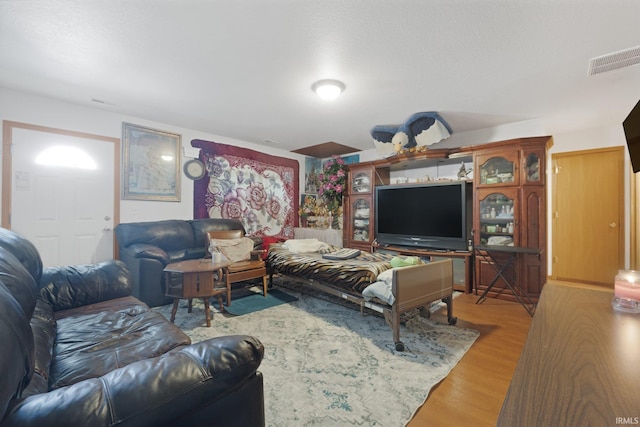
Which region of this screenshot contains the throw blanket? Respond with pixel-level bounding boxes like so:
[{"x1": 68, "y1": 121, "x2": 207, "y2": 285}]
[
  {"x1": 267, "y1": 244, "x2": 393, "y2": 294},
  {"x1": 209, "y1": 237, "x2": 254, "y2": 262},
  {"x1": 191, "y1": 139, "x2": 299, "y2": 240}
]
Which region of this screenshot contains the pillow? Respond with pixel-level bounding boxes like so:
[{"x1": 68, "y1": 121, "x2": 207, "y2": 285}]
[
  {"x1": 390, "y1": 256, "x2": 422, "y2": 268},
  {"x1": 377, "y1": 256, "x2": 425, "y2": 284},
  {"x1": 260, "y1": 236, "x2": 282, "y2": 260},
  {"x1": 362, "y1": 281, "x2": 395, "y2": 305},
  {"x1": 283, "y1": 238, "x2": 330, "y2": 253},
  {"x1": 376, "y1": 268, "x2": 394, "y2": 285},
  {"x1": 208, "y1": 237, "x2": 254, "y2": 263}
]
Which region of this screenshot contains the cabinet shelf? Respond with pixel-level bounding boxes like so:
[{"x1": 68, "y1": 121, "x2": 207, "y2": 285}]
[{"x1": 481, "y1": 217, "x2": 514, "y2": 223}]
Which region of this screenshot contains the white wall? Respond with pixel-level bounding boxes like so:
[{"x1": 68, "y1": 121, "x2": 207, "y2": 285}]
[
  {"x1": 2, "y1": 87, "x2": 631, "y2": 267},
  {"x1": 0, "y1": 88, "x2": 306, "y2": 224}
]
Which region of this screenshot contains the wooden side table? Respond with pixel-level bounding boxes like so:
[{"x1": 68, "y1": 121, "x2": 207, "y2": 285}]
[{"x1": 164, "y1": 259, "x2": 230, "y2": 327}]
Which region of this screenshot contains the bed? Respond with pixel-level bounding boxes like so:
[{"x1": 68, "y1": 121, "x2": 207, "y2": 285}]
[{"x1": 267, "y1": 241, "x2": 457, "y2": 351}]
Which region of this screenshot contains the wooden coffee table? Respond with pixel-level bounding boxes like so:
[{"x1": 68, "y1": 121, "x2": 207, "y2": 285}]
[{"x1": 164, "y1": 259, "x2": 231, "y2": 327}]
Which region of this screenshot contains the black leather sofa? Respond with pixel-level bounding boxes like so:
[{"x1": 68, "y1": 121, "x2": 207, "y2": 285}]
[
  {"x1": 0, "y1": 227, "x2": 265, "y2": 427},
  {"x1": 115, "y1": 218, "x2": 261, "y2": 307}
]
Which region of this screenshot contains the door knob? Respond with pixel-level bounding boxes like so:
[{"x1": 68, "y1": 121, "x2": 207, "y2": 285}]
[{"x1": 609, "y1": 223, "x2": 617, "y2": 228}]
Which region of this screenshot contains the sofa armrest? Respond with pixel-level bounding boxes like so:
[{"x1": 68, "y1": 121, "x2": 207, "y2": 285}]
[
  {"x1": 125, "y1": 243, "x2": 170, "y2": 264},
  {"x1": 2, "y1": 335, "x2": 264, "y2": 427},
  {"x1": 38, "y1": 260, "x2": 133, "y2": 312}
]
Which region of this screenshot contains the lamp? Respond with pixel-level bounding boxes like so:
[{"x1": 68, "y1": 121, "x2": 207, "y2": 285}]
[{"x1": 311, "y1": 79, "x2": 345, "y2": 101}]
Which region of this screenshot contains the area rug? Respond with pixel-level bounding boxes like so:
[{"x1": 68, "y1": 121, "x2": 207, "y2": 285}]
[
  {"x1": 153, "y1": 286, "x2": 479, "y2": 427},
  {"x1": 223, "y1": 288, "x2": 298, "y2": 316},
  {"x1": 191, "y1": 139, "x2": 299, "y2": 240}
]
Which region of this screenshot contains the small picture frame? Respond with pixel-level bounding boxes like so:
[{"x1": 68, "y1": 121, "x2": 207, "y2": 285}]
[{"x1": 122, "y1": 123, "x2": 181, "y2": 201}]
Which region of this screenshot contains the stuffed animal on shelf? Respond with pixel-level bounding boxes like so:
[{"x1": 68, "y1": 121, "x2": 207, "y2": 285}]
[{"x1": 370, "y1": 111, "x2": 452, "y2": 156}]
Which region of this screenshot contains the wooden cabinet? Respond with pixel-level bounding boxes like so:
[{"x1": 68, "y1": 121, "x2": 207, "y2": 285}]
[
  {"x1": 473, "y1": 137, "x2": 550, "y2": 300},
  {"x1": 339, "y1": 136, "x2": 551, "y2": 300},
  {"x1": 343, "y1": 163, "x2": 388, "y2": 251}
]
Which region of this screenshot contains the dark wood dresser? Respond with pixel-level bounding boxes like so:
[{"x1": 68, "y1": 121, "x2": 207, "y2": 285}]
[{"x1": 497, "y1": 281, "x2": 640, "y2": 426}]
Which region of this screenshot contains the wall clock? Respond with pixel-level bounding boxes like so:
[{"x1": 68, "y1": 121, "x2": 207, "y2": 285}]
[{"x1": 183, "y1": 159, "x2": 206, "y2": 180}]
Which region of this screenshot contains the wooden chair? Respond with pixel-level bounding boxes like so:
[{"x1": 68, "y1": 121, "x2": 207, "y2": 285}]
[{"x1": 206, "y1": 230, "x2": 267, "y2": 306}]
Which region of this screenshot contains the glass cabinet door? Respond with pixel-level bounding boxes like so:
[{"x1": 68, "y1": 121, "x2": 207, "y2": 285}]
[
  {"x1": 351, "y1": 171, "x2": 372, "y2": 194},
  {"x1": 351, "y1": 197, "x2": 371, "y2": 242},
  {"x1": 477, "y1": 152, "x2": 518, "y2": 186},
  {"x1": 478, "y1": 190, "x2": 516, "y2": 246},
  {"x1": 522, "y1": 149, "x2": 545, "y2": 185}
]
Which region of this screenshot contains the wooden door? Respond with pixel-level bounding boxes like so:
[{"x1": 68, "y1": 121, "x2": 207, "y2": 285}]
[{"x1": 551, "y1": 147, "x2": 624, "y2": 286}]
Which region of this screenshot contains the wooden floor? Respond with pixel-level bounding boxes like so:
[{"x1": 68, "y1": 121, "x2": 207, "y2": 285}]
[{"x1": 407, "y1": 292, "x2": 533, "y2": 426}]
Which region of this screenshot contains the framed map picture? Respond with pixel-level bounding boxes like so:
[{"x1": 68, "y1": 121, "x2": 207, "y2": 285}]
[{"x1": 122, "y1": 123, "x2": 181, "y2": 201}]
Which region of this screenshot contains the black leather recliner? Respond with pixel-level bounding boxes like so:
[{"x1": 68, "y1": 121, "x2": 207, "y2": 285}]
[
  {"x1": 0, "y1": 227, "x2": 265, "y2": 427},
  {"x1": 115, "y1": 218, "x2": 261, "y2": 307}
]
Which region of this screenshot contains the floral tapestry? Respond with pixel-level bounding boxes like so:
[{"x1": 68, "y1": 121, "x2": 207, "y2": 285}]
[{"x1": 191, "y1": 139, "x2": 299, "y2": 240}]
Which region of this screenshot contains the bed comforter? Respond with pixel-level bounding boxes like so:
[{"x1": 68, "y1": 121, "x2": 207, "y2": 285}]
[{"x1": 266, "y1": 243, "x2": 393, "y2": 294}]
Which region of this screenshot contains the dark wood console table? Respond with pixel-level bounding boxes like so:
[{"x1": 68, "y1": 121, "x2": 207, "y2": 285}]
[
  {"x1": 497, "y1": 281, "x2": 640, "y2": 426},
  {"x1": 372, "y1": 243, "x2": 473, "y2": 293}
]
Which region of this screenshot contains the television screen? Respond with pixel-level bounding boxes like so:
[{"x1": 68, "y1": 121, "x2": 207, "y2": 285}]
[{"x1": 375, "y1": 181, "x2": 471, "y2": 251}]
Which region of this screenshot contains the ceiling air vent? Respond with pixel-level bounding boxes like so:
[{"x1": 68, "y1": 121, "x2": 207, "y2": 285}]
[{"x1": 588, "y1": 46, "x2": 640, "y2": 76}]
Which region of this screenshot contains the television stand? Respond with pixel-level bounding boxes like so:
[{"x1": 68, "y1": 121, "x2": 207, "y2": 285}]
[{"x1": 371, "y1": 243, "x2": 473, "y2": 293}]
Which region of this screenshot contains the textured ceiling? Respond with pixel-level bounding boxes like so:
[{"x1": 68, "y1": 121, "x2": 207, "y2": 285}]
[{"x1": 1, "y1": 1, "x2": 640, "y2": 154}]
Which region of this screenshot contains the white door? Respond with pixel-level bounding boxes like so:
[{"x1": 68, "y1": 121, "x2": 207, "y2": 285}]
[{"x1": 10, "y1": 127, "x2": 115, "y2": 267}]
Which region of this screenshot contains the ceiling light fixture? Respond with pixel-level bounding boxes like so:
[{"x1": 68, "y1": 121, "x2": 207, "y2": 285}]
[{"x1": 311, "y1": 79, "x2": 345, "y2": 101}]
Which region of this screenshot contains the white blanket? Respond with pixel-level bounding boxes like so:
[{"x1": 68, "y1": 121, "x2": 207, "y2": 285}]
[
  {"x1": 283, "y1": 238, "x2": 330, "y2": 253},
  {"x1": 362, "y1": 268, "x2": 396, "y2": 305}
]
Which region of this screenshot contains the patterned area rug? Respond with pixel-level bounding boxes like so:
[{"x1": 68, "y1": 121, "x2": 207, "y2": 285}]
[{"x1": 153, "y1": 283, "x2": 478, "y2": 427}]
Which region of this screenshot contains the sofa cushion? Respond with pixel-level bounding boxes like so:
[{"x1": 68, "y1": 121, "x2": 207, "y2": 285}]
[
  {"x1": 39, "y1": 260, "x2": 132, "y2": 312},
  {"x1": 49, "y1": 296, "x2": 190, "y2": 390}
]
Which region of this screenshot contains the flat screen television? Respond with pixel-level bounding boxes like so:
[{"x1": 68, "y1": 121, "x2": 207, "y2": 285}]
[{"x1": 374, "y1": 181, "x2": 472, "y2": 251}]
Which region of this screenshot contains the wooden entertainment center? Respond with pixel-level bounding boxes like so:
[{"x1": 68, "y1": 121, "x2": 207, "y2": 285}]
[{"x1": 343, "y1": 136, "x2": 553, "y2": 300}]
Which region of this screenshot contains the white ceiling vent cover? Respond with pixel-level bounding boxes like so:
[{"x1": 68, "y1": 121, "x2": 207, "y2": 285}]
[{"x1": 588, "y1": 46, "x2": 640, "y2": 76}]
